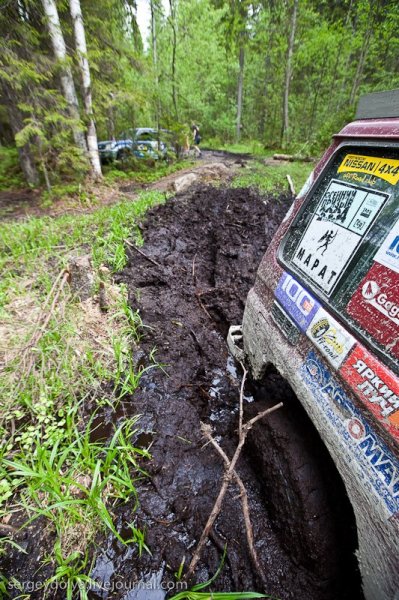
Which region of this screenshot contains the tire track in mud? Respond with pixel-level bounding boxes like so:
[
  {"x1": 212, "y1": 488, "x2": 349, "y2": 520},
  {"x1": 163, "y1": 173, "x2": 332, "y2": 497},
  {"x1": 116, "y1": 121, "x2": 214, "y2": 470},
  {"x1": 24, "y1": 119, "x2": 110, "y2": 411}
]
[{"x1": 103, "y1": 183, "x2": 352, "y2": 599}]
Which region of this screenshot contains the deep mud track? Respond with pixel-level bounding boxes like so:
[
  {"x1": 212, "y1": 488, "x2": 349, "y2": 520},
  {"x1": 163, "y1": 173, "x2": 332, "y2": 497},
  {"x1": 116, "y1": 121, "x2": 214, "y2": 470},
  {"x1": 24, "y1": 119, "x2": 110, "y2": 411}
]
[{"x1": 105, "y1": 184, "x2": 362, "y2": 600}]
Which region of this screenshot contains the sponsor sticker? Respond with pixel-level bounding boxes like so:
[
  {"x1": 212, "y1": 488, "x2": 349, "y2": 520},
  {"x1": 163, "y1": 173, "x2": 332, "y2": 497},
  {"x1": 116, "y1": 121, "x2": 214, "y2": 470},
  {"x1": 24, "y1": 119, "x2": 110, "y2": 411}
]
[
  {"x1": 306, "y1": 308, "x2": 355, "y2": 369},
  {"x1": 347, "y1": 262, "x2": 399, "y2": 359},
  {"x1": 274, "y1": 272, "x2": 320, "y2": 331},
  {"x1": 292, "y1": 180, "x2": 387, "y2": 295},
  {"x1": 340, "y1": 345, "x2": 399, "y2": 439},
  {"x1": 373, "y1": 216, "x2": 399, "y2": 274},
  {"x1": 301, "y1": 351, "x2": 399, "y2": 516},
  {"x1": 338, "y1": 154, "x2": 399, "y2": 186}
]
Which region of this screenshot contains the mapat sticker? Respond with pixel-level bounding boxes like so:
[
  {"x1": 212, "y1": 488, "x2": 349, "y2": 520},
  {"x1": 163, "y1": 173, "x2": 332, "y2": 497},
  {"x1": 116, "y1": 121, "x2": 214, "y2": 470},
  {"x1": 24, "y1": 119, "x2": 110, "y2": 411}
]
[
  {"x1": 292, "y1": 179, "x2": 388, "y2": 295},
  {"x1": 338, "y1": 154, "x2": 399, "y2": 186},
  {"x1": 306, "y1": 308, "x2": 355, "y2": 369},
  {"x1": 340, "y1": 345, "x2": 399, "y2": 440},
  {"x1": 301, "y1": 351, "x2": 399, "y2": 516},
  {"x1": 373, "y1": 216, "x2": 399, "y2": 274},
  {"x1": 347, "y1": 262, "x2": 399, "y2": 360},
  {"x1": 274, "y1": 272, "x2": 320, "y2": 331}
]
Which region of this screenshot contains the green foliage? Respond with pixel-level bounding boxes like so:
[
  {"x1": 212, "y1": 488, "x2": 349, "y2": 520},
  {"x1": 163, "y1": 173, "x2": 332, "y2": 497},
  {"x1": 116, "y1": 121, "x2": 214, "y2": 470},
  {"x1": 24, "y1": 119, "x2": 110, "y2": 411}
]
[
  {"x1": 43, "y1": 544, "x2": 96, "y2": 600},
  {"x1": 0, "y1": 189, "x2": 165, "y2": 590},
  {"x1": 0, "y1": 147, "x2": 25, "y2": 190},
  {"x1": 103, "y1": 157, "x2": 195, "y2": 185},
  {"x1": 2, "y1": 0, "x2": 399, "y2": 191},
  {"x1": 231, "y1": 159, "x2": 313, "y2": 196}
]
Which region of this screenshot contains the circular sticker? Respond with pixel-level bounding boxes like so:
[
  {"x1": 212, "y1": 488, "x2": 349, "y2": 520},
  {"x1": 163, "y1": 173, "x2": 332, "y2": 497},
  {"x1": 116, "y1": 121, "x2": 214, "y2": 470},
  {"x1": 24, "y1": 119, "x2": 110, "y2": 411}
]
[{"x1": 347, "y1": 417, "x2": 365, "y2": 440}]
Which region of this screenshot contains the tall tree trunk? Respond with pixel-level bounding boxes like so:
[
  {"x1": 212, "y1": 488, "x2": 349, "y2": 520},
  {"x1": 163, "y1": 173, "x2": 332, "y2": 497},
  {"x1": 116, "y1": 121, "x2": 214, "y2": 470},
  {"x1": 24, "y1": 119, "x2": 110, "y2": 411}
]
[
  {"x1": 308, "y1": 51, "x2": 328, "y2": 140},
  {"x1": 107, "y1": 97, "x2": 116, "y2": 141},
  {"x1": 2, "y1": 85, "x2": 39, "y2": 186},
  {"x1": 69, "y1": 0, "x2": 102, "y2": 179},
  {"x1": 349, "y1": 27, "x2": 372, "y2": 106},
  {"x1": 236, "y1": 44, "x2": 245, "y2": 142},
  {"x1": 151, "y1": 0, "x2": 161, "y2": 131},
  {"x1": 281, "y1": 0, "x2": 298, "y2": 148},
  {"x1": 169, "y1": 0, "x2": 178, "y2": 120},
  {"x1": 41, "y1": 0, "x2": 87, "y2": 154}
]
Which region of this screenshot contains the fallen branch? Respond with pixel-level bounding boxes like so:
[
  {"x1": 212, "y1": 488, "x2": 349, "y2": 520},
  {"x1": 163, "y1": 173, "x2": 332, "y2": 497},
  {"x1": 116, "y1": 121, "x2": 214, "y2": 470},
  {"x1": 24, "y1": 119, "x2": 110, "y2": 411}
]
[
  {"x1": 273, "y1": 153, "x2": 315, "y2": 163},
  {"x1": 286, "y1": 174, "x2": 295, "y2": 196},
  {"x1": 186, "y1": 363, "x2": 283, "y2": 580},
  {"x1": 202, "y1": 422, "x2": 267, "y2": 584},
  {"x1": 124, "y1": 238, "x2": 163, "y2": 269}
]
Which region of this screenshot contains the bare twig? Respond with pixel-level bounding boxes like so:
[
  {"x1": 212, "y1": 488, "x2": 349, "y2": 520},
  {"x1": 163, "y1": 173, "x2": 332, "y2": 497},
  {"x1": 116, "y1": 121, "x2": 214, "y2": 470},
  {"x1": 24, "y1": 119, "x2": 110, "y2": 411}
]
[
  {"x1": 286, "y1": 174, "x2": 296, "y2": 196},
  {"x1": 238, "y1": 361, "x2": 247, "y2": 437},
  {"x1": 202, "y1": 423, "x2": 266, "y2": 583},
  {"x1": 0, "y1": 523, "x2": 17, "y2": 536},
  {"x1": 124, "y1": 238, "x2": 163, "y2": 269},
  {"x1": 192, "y1": 253, "x2": 197, "y2": 280},
  {"x1": 195, "y1": 292, "x2": 213, "y2": 321},
  {"x1": 186, "y1": 378, "x2": 282, "y2": 580}
]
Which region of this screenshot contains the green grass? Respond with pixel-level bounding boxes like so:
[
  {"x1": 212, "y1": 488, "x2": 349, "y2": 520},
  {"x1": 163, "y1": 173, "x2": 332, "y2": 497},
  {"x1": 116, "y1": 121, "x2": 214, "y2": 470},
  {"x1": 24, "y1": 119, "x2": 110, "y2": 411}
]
[
  {"x1": 103, "y1": 157, "x2": 195, "y2": 185},
  {"x1": 206, "y1": 139, "x2": 274, "y2": 157},
  {"x1": 0, "y1": 189, "x2": 166, "y2": 595},
  {"x1": 230, "y1": 159, "x2": 313, "y2": 196},
  {"x1": 169, "y1": 549, "x2": 277, "y2": 599}
]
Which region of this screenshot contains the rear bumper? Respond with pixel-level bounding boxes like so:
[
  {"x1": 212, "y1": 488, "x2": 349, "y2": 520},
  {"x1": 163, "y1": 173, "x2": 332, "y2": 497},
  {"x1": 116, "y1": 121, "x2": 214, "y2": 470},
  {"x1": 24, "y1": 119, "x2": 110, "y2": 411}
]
[{"x1": 236, "y1": 286, "x2": 399, "y2": 600}]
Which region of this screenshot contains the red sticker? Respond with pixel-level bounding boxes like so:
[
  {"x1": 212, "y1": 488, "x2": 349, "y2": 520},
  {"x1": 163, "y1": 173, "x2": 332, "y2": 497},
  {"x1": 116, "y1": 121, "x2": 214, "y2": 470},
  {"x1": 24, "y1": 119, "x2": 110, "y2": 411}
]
[
  {"x1": 347, "y1": 262, "x2": 399, "y2": 360},
  {"x1": 341, "y1": 345, "x2": 399, "y2": 441}
]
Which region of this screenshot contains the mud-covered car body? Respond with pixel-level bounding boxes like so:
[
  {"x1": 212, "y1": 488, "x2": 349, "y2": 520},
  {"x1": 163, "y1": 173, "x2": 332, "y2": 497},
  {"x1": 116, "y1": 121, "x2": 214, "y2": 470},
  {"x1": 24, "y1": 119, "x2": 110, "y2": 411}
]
[
  {"x1": 98, "y1": 128, "x2": 174, "y2": 162},
  {"x1": 229, "y1": 90, "x2": 399, "y2": 600}
]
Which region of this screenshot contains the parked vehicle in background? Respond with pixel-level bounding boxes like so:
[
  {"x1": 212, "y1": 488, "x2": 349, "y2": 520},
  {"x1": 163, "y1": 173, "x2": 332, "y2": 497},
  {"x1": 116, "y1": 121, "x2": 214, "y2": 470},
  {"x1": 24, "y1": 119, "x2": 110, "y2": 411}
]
[
  {"x1": 97, "y1": 128, "x2": 176, "y2": 163},
  {"x1": 228, "y1": 89, "x2": 399, "y2": 600}
]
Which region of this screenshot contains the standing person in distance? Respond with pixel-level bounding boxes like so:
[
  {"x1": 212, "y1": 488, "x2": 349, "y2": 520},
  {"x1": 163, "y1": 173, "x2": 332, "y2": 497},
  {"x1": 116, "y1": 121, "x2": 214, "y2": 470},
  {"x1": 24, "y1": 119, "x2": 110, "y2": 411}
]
[{"x1": 191, "y1": 123, "x2": 202, "y2": 157}]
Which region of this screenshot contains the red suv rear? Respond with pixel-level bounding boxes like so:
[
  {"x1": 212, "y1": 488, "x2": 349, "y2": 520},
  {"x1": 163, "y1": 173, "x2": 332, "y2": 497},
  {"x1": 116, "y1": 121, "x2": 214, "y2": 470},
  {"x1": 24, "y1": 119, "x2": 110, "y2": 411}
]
[{"x1": 229, "y1": 89, "x2": 399, "y2": 600}]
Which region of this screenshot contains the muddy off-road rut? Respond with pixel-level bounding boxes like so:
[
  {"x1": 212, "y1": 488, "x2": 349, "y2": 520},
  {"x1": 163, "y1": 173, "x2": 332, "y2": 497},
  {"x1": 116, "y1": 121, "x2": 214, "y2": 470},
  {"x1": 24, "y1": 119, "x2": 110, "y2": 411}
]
[
  {"x1": 2, "y1": 182, "x2": 363, "y2": 599},
  {"x1": 87, "y1": 183, "x2": 362, "y2": 600}
]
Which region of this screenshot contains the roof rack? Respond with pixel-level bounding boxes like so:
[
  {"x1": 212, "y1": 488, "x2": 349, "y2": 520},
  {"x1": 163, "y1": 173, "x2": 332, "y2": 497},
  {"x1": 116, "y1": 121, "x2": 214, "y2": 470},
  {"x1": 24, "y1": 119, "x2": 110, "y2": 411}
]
[{"x1": 355, "y1": 88, "x2": 399, "y2": 120}]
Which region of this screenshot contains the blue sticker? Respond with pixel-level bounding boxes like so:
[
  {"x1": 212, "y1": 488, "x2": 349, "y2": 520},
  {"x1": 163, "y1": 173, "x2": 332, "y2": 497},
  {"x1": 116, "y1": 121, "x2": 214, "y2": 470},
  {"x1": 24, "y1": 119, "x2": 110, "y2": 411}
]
[
  {"x1": 275, "y1": 272, "x2": 321, "y2": 331},
  {"x1": 301, "y1": 351, "x2": 399, "y2": 516}
]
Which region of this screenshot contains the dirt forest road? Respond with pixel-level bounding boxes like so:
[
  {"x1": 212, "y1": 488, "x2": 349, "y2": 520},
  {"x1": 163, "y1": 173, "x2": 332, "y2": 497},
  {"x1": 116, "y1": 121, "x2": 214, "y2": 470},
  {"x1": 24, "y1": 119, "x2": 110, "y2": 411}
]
[
  {"x1": 85, "y1": 182, "x2": 362, "y2": 599},
  {"x1": 1, "y1": 158, "x2": 363, "y2": 598}
]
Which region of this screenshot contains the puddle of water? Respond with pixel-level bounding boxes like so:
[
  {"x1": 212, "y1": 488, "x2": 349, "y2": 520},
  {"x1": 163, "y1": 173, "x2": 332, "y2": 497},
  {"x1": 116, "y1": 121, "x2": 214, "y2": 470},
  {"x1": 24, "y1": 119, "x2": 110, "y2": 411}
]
[
  {"x1": 226, "y1": 354, "x2": 239, "y2": 379},
  {"x1": 90, "y1": 551, "x2": 115, "y2": 598},
  {"x1": 208, "y1": 368, "x2": 224, "y2": 400},
  {"x1": 122, "y1": 566, "x2": 166, "y2": 600}
]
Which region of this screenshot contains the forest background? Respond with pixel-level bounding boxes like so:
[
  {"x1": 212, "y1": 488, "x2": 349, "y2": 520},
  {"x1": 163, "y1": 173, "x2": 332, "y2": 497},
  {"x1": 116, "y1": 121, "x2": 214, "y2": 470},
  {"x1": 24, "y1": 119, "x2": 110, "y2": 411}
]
[{"x1": 1, "y1": 0, "x2": 399, "y2": 192}]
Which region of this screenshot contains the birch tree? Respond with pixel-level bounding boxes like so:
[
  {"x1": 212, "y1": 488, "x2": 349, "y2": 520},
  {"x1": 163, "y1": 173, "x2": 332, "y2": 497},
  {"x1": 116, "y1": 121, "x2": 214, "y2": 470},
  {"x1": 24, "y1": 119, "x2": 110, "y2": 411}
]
[
  {"x1": 168, "y1": 0, "x2": 179, "y2": 119},
  {"x1": 41, "y1": 0, "x2": 87, "y2": 154},
  {"x1": 69, "y1": 0, "x2": 102, "y2": 179},
  {"x1": 281, "y1": 0, "x2": 298, "y2": 148},
  {"x1": 151, "y1": 0, "x2": 161, "y2": 130}
]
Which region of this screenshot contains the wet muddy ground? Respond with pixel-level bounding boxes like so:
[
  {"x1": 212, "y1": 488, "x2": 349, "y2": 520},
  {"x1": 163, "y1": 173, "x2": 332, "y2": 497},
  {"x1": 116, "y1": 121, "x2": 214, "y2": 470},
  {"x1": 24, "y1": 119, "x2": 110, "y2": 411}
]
[
  {"x1": 111, "y1": 184, "x2": 361, "y2": 599},
  {"x1": 3, "y1": 182, "x2": 363, "y2": 599}
]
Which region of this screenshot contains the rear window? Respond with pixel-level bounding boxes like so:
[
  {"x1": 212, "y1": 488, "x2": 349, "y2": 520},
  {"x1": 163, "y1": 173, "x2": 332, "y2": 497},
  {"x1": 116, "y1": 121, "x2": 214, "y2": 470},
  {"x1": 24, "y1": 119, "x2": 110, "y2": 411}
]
[{"x1": 280, "y1": 145, "x2": 399, "y2": 373}]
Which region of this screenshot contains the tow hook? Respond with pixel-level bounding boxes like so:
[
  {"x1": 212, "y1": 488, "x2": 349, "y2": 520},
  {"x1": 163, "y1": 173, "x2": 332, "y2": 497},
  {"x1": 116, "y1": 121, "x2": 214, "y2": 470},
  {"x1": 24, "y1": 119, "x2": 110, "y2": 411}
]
[{"x1": 227, "y1": 324, "x2": 245, "y2": 363}]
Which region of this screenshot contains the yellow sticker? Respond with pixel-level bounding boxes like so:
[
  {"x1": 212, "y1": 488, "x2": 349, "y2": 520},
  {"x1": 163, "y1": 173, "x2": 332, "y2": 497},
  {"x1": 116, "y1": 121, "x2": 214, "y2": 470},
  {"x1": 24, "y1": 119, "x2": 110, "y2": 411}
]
[{"x1": 338, "y1": 154, "x2": 399, "y2": 185}]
